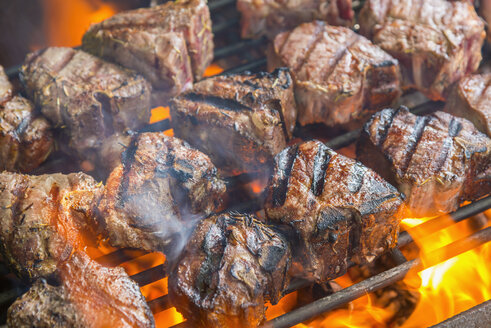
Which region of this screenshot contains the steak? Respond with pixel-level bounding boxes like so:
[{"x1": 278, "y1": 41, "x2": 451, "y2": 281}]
[
  {"x1": 97, "y1": 132, "x2": 226, "y2": 254},
  {"x1": 237, "y1": 0, "x2": 354, "y2": 39},
  {"x1": 168, "y1": 212, "x2": 291, "y2": 328},
  {"x1": 20, "y1": 47, "x2": 152, "y2": 158},
  {"x1": 268, "y1": 21, "x2": 401, "y2": 129},
  {"x1": 264, "y1": 140, "x2": 404, "y2": 282},
  {"x1": 359, "y1": 0, "x2": 485, "y2": 100},
  {"x1": 357, "y1": 107, "x2": 491, "y2": 217},
  {"x1": 7, "y1": 251, "x2": 155, "y2": 328},
  {"x1": 170, "y1": 68, "x2": 297, "y2": 176},
  {"x1": 0, "y1": 172, "x2": 103, "y2": 281},
  {"x1": 445, "y1": 73, "x2": 491, "y2": 137},
  {"x1": 83, "y1": 0, "x2": 213, "y2": 105},
  {"x1": 0, "y1": 66, "x2": 53, "y2": 172}
]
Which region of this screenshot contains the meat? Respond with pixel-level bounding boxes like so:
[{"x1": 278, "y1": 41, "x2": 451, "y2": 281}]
[
  {"x1": 357, "y1": 107, "x2": 491, "y2": 217},
  {"x1": 168, "y1": 212, "x2": 291, "y2": 328},
  {"x1": 268, "y1": 21, "x2": 401, "y2": 129},
  {"x1": 0, "y1": 172, "x2": 103, "y2": 281},
  {"x1": 97, "y1": 132, "x2": 226, "y2": 254},
  {"x1": 237, "y1": 0, "x2": 354, "y2": 39},
  {"x1": 359, "y1": 0, "x2": 485, "y2": 100},
  {"x1": 264, "y1": 140, "x2": 404, "y2": 282},
  {"x1": 82, "y1": 0, "x2": 213, "y2": 105},
  {"x1": 481, "y1": 0, "x2": 491, "y2": 42},
  {"x1": 7, "y1": 251, "x2": 155, "y2": 328},
  {"x1": 20, "y1": 47, "x2": 152, "y2": 158},
  {"x1": 445, "y1": 73, "x2": 491, "y2": 137},
  {"x1": 170, "y1": 68, "x2": 297, "y2": 176},
  {"x1": 0, "y1": 66, "x2": 53, "y2": 172}
]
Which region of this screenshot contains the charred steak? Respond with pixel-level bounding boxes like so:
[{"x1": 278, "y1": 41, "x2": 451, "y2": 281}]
[
  {"x1": 171, "y1": 68, "x2": 297, "y2": 176},
  {"x1": 97, "y1": 132, "x2": 226, "y2": 254},
  {"x1": 7, "y1": 251, "x2": 155, "y2": 328},
  {"x1": 169, "y1": 212, "x2": 291, "y2": 328},
  {"x1": 0, "y1": 66, "x2": 53, "y2": 172},
  {"x1": 0, "y1": 172, "x2": 103, "y2": 281},
  {"x1": 445, "y1": 73, "x2": 491, "y2": 138},
  {"x1": 359, "y1": 0, "x2": 485, "y2": 100},
  {"x1": 357, "y1": 107, "x2": 491, "y2": 217},
  {"x1": 83, "y1": 0, "x2": 213, "y2": 105},
  {"x1": 264, "y1": 140, "x2": 404, "y2": 282},
  {"x1": 269, "y1": 21, "x2": 400, "y2": 129},
  {"x1": 237, "y1": 0, "x2": 354, "y2": 39},
  {"x1": 20, "y1": 47, "x2": 152, "y2": 159}
]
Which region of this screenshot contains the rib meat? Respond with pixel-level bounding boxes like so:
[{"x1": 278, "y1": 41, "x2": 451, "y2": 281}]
[
  {"x1": 169, "y1": 212, "x2": 291, "y2": 328},
  {"x1": 357, "y1": 107, "x2": 491, "y2": 217},
  {"x1": 359, "y1": 0, "x2": 485, "y2": 100},
  {"x1": 170, "y1": 68, "x2": 297, "y2": 176},
  {"x1": 269, "y1": 21, "x2": 400, "y2": 129},
  {"x1": 264, "y1": 140, "x2": 404, "y2": 282}
]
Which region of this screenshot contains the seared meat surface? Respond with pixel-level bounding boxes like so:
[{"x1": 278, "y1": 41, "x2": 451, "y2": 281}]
[
  {"x1": 83, "y1": 0, "x2": 213, "y2": 105},
  {"x1": 0, "y1": 66, "x2": 53, "y2": 172},
  {"x1": 98, "y1": 132, "x2": 226, "y2": 254},
  {"x1": 445, "y1": 73, "x2": 491, "y2": 137},
  {"x1": 359, "y1": 0, "x2": 485, "y2": 100},
  {"x1": 20, "y1": 47, "x2": 152, "y2": 158},
  {"x1": 265, "y1": 140, "x2": 403, "y2": 282},
  {"x1": 169, "y1": 213, "x2": 291, "y2": 328},
  {"x1": 7, "y1": 251, "x2": 155, "y2": 328},
  {"x1": 171, "y1": 68, "x2": 297, "y2": 176},
  {"x1": 237, "y1": 0, "x2": 353, "y2": 39},
  {"x1": 357, "y1": 107, "x2": 491, "y2": 217},
  {"x1": 269, "y1": 21, "x2": 400, "y2": 129},
  {"x1": 0, "y1": 172, "x2": 103, "y2": 281}
]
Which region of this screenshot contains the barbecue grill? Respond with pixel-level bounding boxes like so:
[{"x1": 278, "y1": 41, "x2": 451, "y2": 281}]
[{"x1": 0, "y1": 0, "x2": 490, "y2": 327}]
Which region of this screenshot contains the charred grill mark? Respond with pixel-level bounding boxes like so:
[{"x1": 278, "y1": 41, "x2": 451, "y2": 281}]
[
  {"x1": 434, "y1": 117, "x2": 463, "y2": 173},
  {"x1": 378, "y1": 107, "x2": 402, "y2": 146},
  {"x1": 14, "y1": 116, "x2": 30, "y2": 140},
  {"x1": 311, "y1": 145, "x2": 332, "y2": 196},
  {"x1": 94, "y1": 92, "x2": 115, "y2": 137},
  {"x1": 449, "y1": 117, "x2": 463, "y2": 137},
  {"x1": 401, "y1": 116, "x2": 430, "y2": 174},
  {"x1": 183, "y1": 93, "x2": 253, "y2": 112},
  {"x1": 118, "y1": 135, "x2": 139, "y2": 208},
  {"x1": 359, "y1": 193, "x2": 399, "y2": 216},
  {"x1": 295, "y1": 22, "x2": 325, "y2": 72},
  {"x1": 372, "y1": 60, "x2": 397, "y2": 68},
  {"x1": 347, "y1": 162, "x2": 367, "y2": 194},
  {"x1": 272, "y1": 145, "x2": 299, "y2": 207},
  {"x1": 324, "y1": 34, "x2": 360, "y2": 82}
]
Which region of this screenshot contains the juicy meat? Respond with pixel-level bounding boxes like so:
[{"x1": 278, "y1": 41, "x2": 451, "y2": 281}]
[
  {"x1": 83, "y1": 0, "x2": 213, "y2": 105},
  {"x1": 7, "y1": 251, "x2": 155, "y2": 328},
  {"x1": 237, "y1": 0, "x2": 354, "y2": 39},
  {"x1": 359, "y1": 0, "x2": 485, "y2": 100},
  {"x1": 269, "y1": 21, "x2": 400, "y2": 129},
  {"x1": 0, "y1": 66, "x2": 53, "y2": 172},
  {"x1": 0, "y1": 172, "x2": 103, "y2": 281},
  {"x1": 20, "y1": 47, "x2": 152, "y2": 157},
  {"x1": 97, "y1": 132, "x2": 226, "y2": 254},
  {"x1": 357, "y1": 107, "x2": 491, "y2": 217},
  {"x1": 170, "y1": 68, "x2": 297, "y2": 175},
  {"x1": 264, "y1": 140, "x2": 404, "y2": 282},
  {"x1": 445, "y1": 73, "x2": 491, "y2": 137},
  {"x1": 169, "y1": 213, "x2": 291, "y2": 328}
]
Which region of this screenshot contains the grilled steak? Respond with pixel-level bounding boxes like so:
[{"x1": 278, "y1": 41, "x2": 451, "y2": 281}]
[
  {"x1": 359, "y1": 0, "x2": 485, "y2": 100},
  {"x1": 445, "y1": 73, "x2": 491, "y2": 137},
  {"x1": 83, "y1": 0, "x2": 213, "y2": 105},
  {"x1": 0, "y1": 66, "x2": 53, "y2": 172},
  {"x1": 268, "y1": 21, "x2": 400, "y2": 129},
  {"x1": 170, "y1": 68, "x2": 297, "y2": 176},
  {"x1": 7, "y1": 251, "x2": 155, "y2": 328},
  {"x1": 0, "y1": 172, "x2": 103, "y2": 281},
  {"x1": 237, "y1": 0, "x2": 354, "y2": 39},
  {"x1": 97, "y1": 132, "x2": 226, "y2": 254},
  {"x1": 169, "y1": 212, "x2": 291, "y2": 328},
  {"x1": 481, "y1": 0, "x2": 491, "y2": 42},
  {"x1": 264, "y1": 140, "x2": 404, "y2": 282},
  {"x1": 20, "y1": 47, "x2": 152, "y2": 158},
  {"x1": 357, "y1": 107, "x2": 491, "y2": 217}
]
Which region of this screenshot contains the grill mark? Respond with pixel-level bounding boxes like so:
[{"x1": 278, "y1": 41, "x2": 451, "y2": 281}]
[
  {"x1": 294, "y1": 22, "x2": 325, "y2": 72},
  {"x1": 378, "y1": 107, "x2": 402, "y2": 146},
  {"x1": 183, "y1": 93, "x2": 252, "y2": 112},
  {"x1": 324, "y1": 33, "x2": 360, "y2": 82},
  {"x1": 359, "y1": 193, "x2": 399, "y2": 216},
  {"x1": 272, "y1": 145, "x2": 299, "y2": 207},
  {"x1": 310, "y1": 144, "x2": 332, "y2": 196},
  {"x1": 268, "y1": 99, "x2": 290, "y2": 141},
  {"x1": 14, "y1": 115, "x2": 31, "y2": 140},
  {"x1": 433, "y1": 118, "x2": 463, "y2": 173},
  {"x1": 347, "y1": 162, "x2": 367, "y2": 194},
  {"x1": 401, "y1": 116, "x2": 430, "y2": 174},
  {"x1": 117, "y1": 135, "x2": 140, "y2": 207}
]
